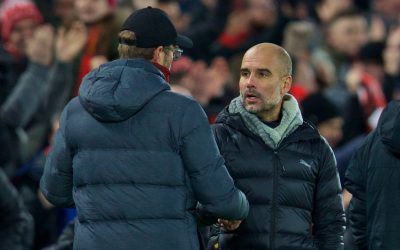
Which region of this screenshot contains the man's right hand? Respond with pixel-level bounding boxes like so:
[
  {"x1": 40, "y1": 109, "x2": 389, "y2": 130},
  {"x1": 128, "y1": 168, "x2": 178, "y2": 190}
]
[
  {"x1": 26, "y1": 24, "x2": 55, "y2": 66},
  {"x1": 56, "y1": 21, "x2": 87, "y2": 63}
]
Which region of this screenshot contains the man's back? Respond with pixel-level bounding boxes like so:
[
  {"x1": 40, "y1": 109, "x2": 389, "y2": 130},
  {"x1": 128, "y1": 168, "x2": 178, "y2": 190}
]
[
  {"x1": 345, "y1": 100, "x2": 400, "y2": 250},
  {"x1": 40, "y1": 59, "x2": 249, "y2": 250}
]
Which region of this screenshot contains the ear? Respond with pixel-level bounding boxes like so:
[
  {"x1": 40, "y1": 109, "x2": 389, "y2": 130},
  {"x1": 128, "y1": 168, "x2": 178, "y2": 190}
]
[
  {"x1": 281, "y1": 75, "x2": 292, "y2": 95},
  {"x1": 151, "y1": 46, "x2": 164, "y2": 64}
]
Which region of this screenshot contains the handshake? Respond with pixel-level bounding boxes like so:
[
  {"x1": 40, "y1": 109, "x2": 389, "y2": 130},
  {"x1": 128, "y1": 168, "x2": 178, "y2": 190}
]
[{"x1": 217, "y1": 219, "x2": 242, "y2": 231}]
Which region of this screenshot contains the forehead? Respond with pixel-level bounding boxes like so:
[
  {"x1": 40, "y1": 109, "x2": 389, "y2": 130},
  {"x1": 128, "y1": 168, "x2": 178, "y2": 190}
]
[
  {"x1": 330, "y1": 16, "x2": 366, "y2": 31},
  {"x1": 241, "y1": 48, "x2": 280, "y2": 72},
  {"x1": 12, "y1": 18, "x2": 39, "y2": 30}
]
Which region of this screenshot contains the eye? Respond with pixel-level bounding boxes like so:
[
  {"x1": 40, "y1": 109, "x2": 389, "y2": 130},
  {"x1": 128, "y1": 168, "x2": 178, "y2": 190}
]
[
  {"x1": 259, "y1": 71, "x2": 270, "y2": 78},
  {"x1": 240, "y1": 70, "x2": 250, "y2": 77}
]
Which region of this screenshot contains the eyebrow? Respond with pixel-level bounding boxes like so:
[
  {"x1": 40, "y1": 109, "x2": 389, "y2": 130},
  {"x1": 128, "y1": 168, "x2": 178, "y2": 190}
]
[{"x1": 240, "y1": 68, "x2": 272, "y2": 75}]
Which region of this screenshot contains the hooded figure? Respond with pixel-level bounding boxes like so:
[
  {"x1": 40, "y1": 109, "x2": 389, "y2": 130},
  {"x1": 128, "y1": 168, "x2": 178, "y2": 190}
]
[
  {"x1": 345, "y1": 100, "x2": 400, "y2": 250},
  {"x1": 39, "y1": 7, "x2": 249, "y2": 250}
]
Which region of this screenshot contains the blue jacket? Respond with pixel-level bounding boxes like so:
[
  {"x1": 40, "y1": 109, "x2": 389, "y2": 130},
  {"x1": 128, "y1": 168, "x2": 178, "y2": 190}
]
[{"x1": 40, "y1": 59, "x2": 249, "y2": 250}]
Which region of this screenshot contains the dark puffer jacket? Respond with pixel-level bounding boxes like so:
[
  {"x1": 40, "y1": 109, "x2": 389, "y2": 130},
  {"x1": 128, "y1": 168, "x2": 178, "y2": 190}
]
[
  {"x1": 212, "y1": 108, "x2": 345, "y2": 250},
  {"x1": 345, "y1": 100, "x2": 400, "y2": 250},
  {"x1": 40, "y1": 59, "x2": 249, "y2": 250},
  {"x1": 0, "y1": 168, "x2": 33, "y2": 250}
]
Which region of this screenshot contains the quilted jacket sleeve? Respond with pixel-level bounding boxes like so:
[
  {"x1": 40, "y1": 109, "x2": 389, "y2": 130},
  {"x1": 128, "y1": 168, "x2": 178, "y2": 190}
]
[
  {"x1": 40, "y1": 103, "x2": 74, "y2": 207},
  {"x1": 179, "y1": 101, "x2": 249, "y2": 221}
]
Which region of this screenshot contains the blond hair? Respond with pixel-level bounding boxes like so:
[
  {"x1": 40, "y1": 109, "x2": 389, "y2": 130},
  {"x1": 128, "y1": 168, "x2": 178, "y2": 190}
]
[{"x1": 118, "y1": 30, "x2": 155, "y2": 60}]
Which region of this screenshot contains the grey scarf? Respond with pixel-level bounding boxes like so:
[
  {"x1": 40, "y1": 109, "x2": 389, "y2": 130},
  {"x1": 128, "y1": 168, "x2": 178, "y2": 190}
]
[{"x1": 228, "y1": 94, "x2": 303, "y2": 149}]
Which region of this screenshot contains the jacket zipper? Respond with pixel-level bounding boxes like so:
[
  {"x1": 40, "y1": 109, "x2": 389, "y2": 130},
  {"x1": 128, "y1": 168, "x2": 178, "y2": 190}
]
[
  {"x1": 271, "y1": 149, "x2": 287, "y2": 249},
  {"x1": 270, "y1": 150, "x2": 279, "y2": 249}
]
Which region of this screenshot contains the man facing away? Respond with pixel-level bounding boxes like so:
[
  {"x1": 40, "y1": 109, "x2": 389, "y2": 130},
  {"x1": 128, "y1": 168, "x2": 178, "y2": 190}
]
[
  {"x1": 345, "y1": 100, "x2": 400, "y2": 250},
  {"x1": 39, "y1": 7, "x2": 249, "y2": 250},
  {"x1": 212, "y1": 43, "x2": 345, "y2": 249}
]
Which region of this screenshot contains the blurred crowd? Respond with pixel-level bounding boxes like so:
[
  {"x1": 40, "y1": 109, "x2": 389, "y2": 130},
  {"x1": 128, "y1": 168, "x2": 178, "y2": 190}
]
[{"x1": 0, "y1": 0, "x2": 399, "y2": 249}]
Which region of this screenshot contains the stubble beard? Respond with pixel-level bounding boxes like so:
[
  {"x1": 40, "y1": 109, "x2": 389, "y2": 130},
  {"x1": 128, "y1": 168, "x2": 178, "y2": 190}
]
[
  {"x1": 241, "y1": 90, "x2": 282, "y2": 114},
  {"x1": 163, "y1": 56, "x2": 172, "y2": 70}
]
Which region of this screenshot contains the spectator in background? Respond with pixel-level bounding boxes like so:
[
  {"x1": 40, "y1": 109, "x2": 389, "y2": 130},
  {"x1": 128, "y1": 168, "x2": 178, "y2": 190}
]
[
  {"x1": 312, "y1": 9, "x2": 368, "y2": 110},
  {"x1": 212, "y1": 0, "x2": 305, "y2": 60},
  {"x1": 345, "y1": 100, "x2": 400, "y2": 249},
  {"x1": 0, "y1": 0, "x2": 43, "y2": 104},
  {"x1": 169, "y1": 53, "x2": 237, "y2": 122},
  {"x1": 372, "y1": 0, "x2": 400, "y2": 29},
  {"x1": 0, "y1": 167, "x2": 33, "y2": 250},
  {"x1": 383, "y1": 26, "x2": 400, "y2": 101},
  {"x1": 301, "y1": 93, "x2": 343, "y2": 148},
  {"x1": 156, "y1": 0, "x2": 191, "y2": 33},
  {"x1": 40, "y1": 7, "x2": 249, "y2": 250},
  {"x1": 184, "y1": 0, "x2": 231, "y2": 61},
  {"x1": 283, "y1": 20, "x2": 318, "y2": 101},
  {"x1": 0, "y1": 11, "x2": 87, "y2": 250},
  {"x1": 1, "y1": 21, "x2": 87, "y2": 170},
  {"x1": 341, "y1": 42, "x2": 386, "y2": 144},
  {"x1": 309, "y1": 0, "x2": 355, "y2": 60},
  {"x1": 0, "y1": 0, "x2": 44, "y2": 176},
  {"x1": 171, "y1": 56, "x2": 234, "y2": 123},
  {"x1": 68, "y1": 0, "x2": 120, "y2": 96},
  {"x1": 51, "y1": 0, "x2": 75, "y2": 27},
  {"x1": 212, "y1": 43, "x2": 345, "y2": 249},
  {"x1": 313, "y1": 0, "x2": 354, "y2": 24}
]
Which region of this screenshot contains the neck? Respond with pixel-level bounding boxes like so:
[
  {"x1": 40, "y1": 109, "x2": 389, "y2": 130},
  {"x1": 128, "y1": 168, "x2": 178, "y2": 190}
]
[{"x1": 152, "y1": 62, "x2": 170, "y2": 83}]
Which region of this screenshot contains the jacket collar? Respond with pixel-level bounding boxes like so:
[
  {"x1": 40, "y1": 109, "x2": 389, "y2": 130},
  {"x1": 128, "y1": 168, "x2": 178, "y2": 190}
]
[{"x1": 215, "y1": 106, "x2": 321, "y2": 148}]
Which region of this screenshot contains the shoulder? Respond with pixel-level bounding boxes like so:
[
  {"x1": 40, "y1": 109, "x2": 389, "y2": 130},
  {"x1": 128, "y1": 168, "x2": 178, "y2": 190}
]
[
  {"x1": 211, "y1": 122, "x2": 228, "y2": 139},
  {"x1": 212, "y1": 109, "x2": 234, "y2": 135},
  {"x1": 151, "y1": 91, "x2": 210, "y2": 133},
  {"x1": 156, "y1": 90, "x2": 205, "y2": 114},
  {"x1": 293, "y1": 121, "x2": 335, "y2": 158},
  {"x1": 294, "y1": 120, "x2": 326, "y2": 144},
  {"x1": 63, "y1": 97, "x2": 81, "y2": 115},
  {"x1": 58, "y1": 97, "x2": 85, "y2": 128},
  {"x1": 160, "y1": 90, "x2": 197, "y2": 103},
  {"x1": 350, "y1": 131, "x2": 377, "y2": 161}
]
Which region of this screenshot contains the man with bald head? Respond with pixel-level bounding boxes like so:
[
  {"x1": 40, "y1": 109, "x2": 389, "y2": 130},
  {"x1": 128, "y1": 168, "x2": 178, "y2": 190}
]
[{"x1": 211, "y1": 43, "x2": 345, "y2": 249}]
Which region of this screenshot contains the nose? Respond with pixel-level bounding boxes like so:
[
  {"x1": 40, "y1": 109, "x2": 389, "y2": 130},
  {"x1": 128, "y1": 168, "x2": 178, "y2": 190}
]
[{"x1": 244, "y1": 73, "x2": 256, "y2": 89}]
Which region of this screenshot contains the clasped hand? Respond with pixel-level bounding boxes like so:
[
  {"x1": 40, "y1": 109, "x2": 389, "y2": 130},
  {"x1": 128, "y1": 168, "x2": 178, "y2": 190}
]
[{"x1": 217, "y1": 219, "x2": 242, "y2": 231}]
